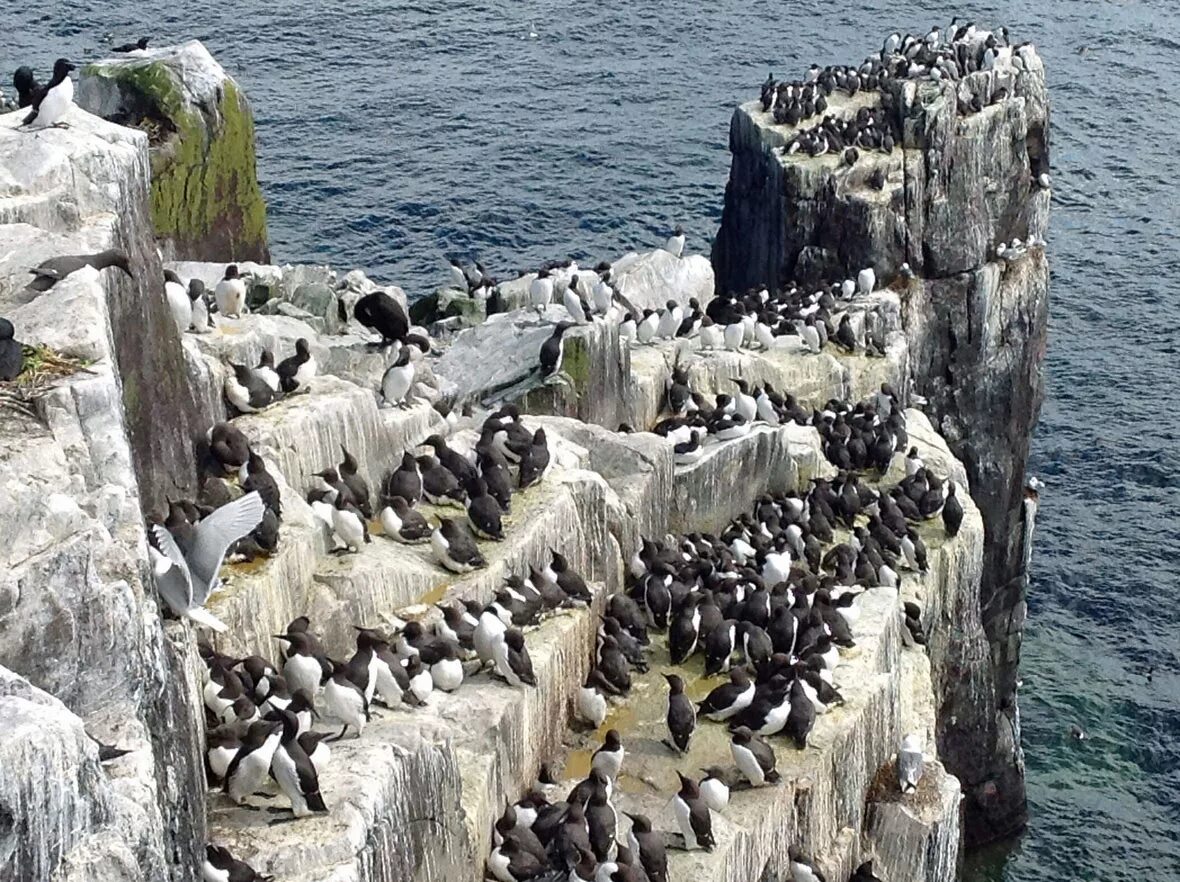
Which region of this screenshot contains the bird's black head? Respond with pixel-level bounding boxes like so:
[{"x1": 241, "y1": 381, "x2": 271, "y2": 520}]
[
  {"x1": 0, "y1": 318, "x2": 14, "y2": 341},
  {"x1": 52, "y1": 59, "x2": 76, "y2": 77},
  {"x1": 137, "y1": 37, "x2": 150, "y2": 49}
]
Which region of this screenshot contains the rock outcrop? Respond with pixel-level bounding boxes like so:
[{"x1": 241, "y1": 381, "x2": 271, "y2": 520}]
[
  {"x1": 711, "y1": 46, "x2": 1049, "y2": 843},
  {"x1": 0, "y1": 34, "x2": 1048, "y2": 882},
  {"x1": 0, "y1": 108, "x2": 213, "y2": 881},
  {"x1": 79, "y1": 41, "x2": 270, "y2": 263}
]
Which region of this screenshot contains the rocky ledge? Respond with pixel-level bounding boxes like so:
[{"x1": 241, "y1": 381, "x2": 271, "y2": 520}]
[{"x1": 0, "y1": 25, "x2": 1045, "y2": 882}]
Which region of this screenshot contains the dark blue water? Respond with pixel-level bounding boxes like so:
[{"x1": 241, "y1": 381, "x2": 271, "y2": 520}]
[{"x1": 10, "y1": 2, "x2": 1180, "y2": 879}]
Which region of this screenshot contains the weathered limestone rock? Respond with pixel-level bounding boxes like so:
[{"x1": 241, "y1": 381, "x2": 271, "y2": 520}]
[
  {"x1": 710, "y1": 46, "x2": 1049, "y2": 843},
  {"x1": 0, "y1": 106, "x2": 226, "y2": 881},
  {"x1": 79, "y1": 42, "x2": 269, "y2": 263}
]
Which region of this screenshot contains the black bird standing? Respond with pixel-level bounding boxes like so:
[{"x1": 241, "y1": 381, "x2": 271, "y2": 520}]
[
  {"x1": 665, "y1": 673, "x2": 696, "y2": 753},
  {"x1": 338, "y1": 446, "x2": 372, "y2": 518},
  {"x1": 540, "y1": 321, "x2": 575, "y2": 377},
  {"x1": 12, "y1": 67, "x2": 39, "y2": 108},
  {"x1": 942, "y1": 481, "x2": 964, "y2": 536}
]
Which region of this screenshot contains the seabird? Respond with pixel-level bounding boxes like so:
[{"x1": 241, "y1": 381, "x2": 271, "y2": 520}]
[
  {"x1": 788, "y1": 846, "x2": 827, "y2": 882},
  {"x1": 12, "y1": 66, "x2": 39, "y2": 108},
  {"x1": 267, "y1": 709, "x2": 328, "y2": 817},
  {"x1": 353, "y1": 290, "x2": 410, "y2": 347},
  {"x1": 539, "y1": 321, "x2": 575, "y2": 378},
  {"x1": 465, "y1": 476, "x2": 503, "y2": 540},
  {"x1": 665, "y1": 673, "x2": 695, "y2": 754},
  {"x1": 731, "y1": 726, "x2": 780, "y2": 786},
  {"x1": 671, "y1": 771, "x2": 714, "y2": 851},
  {"x1": 224, "y1": 363, "x2": 275, "y2": 414},
  {"x1": 942, "y1": 481, "x2": 964, "y2": 535},
  {"x1": 163, "y1": 270, "x2": 192, "y2": 334},
  {"x1": 149, "y1": 492, "x2": 265, "y2": 631},
  {"x1": 625, "y1": 813, "x2": 667, "y2": 882},
  {"x1": 577, "y1": 672, "x2": 609, "y2": 728},
  {"x1": 857, "y1": 266, "x2": 876, "y2": 295},
  {"x1": 112, "y1": 37, "x2": 150, "y2": 52},
  {"x1": 337, "y1": 446, "x2": 373, "y2": 518},
  {"x1": 698, "y1": 667, "x2": 755, "y2": 721},
  {"x1": 383, "y1": 451, "x2": 422, "y2": 506},
  {"x1": 517, "y1": 428, "x2": 550, "y2": 489},
  {"x1": 591, "y1": 729, "x2": 625, "y2": 781},
  {"x1": 188, "y1": 280, "x2": 213, "y2": 332},
  {"x1": 20, "y1": 58, "x2": 74, "y2": 129},
  {"x1": 528, "y1": 269, "x2": 553, "y2": 314},
  {"x1": 636, "y1": 309, "x2": 659, "y2": 345},
  {"x1": 214, "y1": 265, "x2": 247, "y2": 318},
  {"x1": 202, "y1": 844, "x2": 273, "y2": 882},
  {"x1": 380, "y1": 346, "x2": 415, "y2": 407},
  {"x1": 898, "y1": 732, "x2": 924, "y2": 793},
  {"x1": 698, "y1": 767, "x2": 731, "y2": 813},
  {"x1": 0, "y1": 318, "x2": 23, "y2": 380},
  {"x1": 320, "y1": 659, "x2": 369, "y2": 739},
  {"x1": 656, "y1": 300, "x2": 684, "y2": 339},
  {"x1": 431, "y1": 517, "x2": 486, "y2": 572},
  {"x1": 329, "y1": 496, "x2": 370, "y2": 552},
  {"x1": 664, "y1": 225, "x2": 686, "y2": 258},
  {"x1": 27, "y1": 250, "x2": 132, "y2": 293},
  {"x1": 276, "y1": 338, "x2": 316, "y2": 393},
  {"x1": 379, "y1": 497, "x2": 431, "y2": 543},
  {"x1": 223, "y1": 720, "x2": 282, "y2": 805},
  {"x1": 493, "y1": 628, "x2": 536, "y2": 687}
]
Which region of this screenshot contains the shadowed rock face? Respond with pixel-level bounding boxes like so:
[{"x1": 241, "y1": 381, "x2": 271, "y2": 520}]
[{"x1": 711, "y1": 50, "x2": 1050, "y2": 845}]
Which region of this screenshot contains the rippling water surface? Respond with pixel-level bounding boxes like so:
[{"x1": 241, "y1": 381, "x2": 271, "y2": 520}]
[{"x1": 9, "y1": 1, "x2": 1180, "y2": 879}]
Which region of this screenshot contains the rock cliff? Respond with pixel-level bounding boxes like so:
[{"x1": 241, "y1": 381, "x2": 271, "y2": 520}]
[
  {"x1": 711, "y1": 46, "x2": 1049, "y2": 844},
  {"x1": 0, "y1": 35, "x2": 1045, "y2": 882},
  {"x1": 78, "y1": 41, "x2": 270, "y2": 264}
]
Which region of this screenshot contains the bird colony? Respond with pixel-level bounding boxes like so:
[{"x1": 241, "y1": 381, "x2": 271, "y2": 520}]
[{"x1": 0, "y1": 20, "x2": 1002, "y2": 882}]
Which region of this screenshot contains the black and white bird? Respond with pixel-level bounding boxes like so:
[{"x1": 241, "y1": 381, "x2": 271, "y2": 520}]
[
  {"x1": 528, "y1": 269, "x2": 553, "y2": 314},
  {"x1": 380, "y1": 346, "x2": 415, "y2": 407},
  {"x1": 321, "y1": 659, "x2": 369, "y2": 739},
  {"x1": 493, "y1": 628, "x2": 536, "y2": 687},
  {"x1": 277, "y1": 338, "x2": 316, "y2": 393},
  {"x1": 431, "y1": 517, "x2": 487, "y2": 572},
  {"x1": 665, "y1": 673, "x2": 695, "y2": 754},
  {"x1": 26, "y1": 250, "x2": 132, "y2": 293},
  {"x1": 112, "y1": 36, "x2": 150, "y2": 52},
  {"x1": 788, "y1": 846, "x2": 827, "y2": 882},
  {"x1": 214, "y1": 265, "x2": 247, "y2": 317},
  {"x1": 625, "y1": 813, "x2": 667, "y2": 882},
  {"x1": 267, "y1": 709, "x2": 328, "y2": 817},
  {"x1": 202, "y1": 844, "x2": 273, "y2": 882},
  {"x1": 20, "y1": 58, "x2": 74, "y2": 129},
  {"x1": 898, "y1": 733, "x2": 924, "y2": 793},
  {"x1": 671, "y1": 771, "x2": 714, "y2": 851},
  {"x1": 149, "y1": 492, "x2": 265, "y2": 631},
  {"x1": 591, "y1": 729, "x2": 625, "y2": 781},
  {"x1": 664, "y1": 225, "x2": 686, "y2": 258},
  {"x1": 698, "y1": 668, "x2": 755, "y2": 721},
  {"x1": 731, "y1": 726, "x2": 780, "y2": 786},
  {"x1": 698, "y1": 767, "x2": 731, "y2": 813},
  {"x1": 540, "y1": 321, "x2": 575, "y2": 378},
  {"x1": 223, "y1": 720, "x2": 282, "y2": 805},
  {"x1": 379, "y1": 496, "x2": 431, "y2": 543},
  {"x1": 224, "y1": 363, "x2": 274, "y2": 414}
]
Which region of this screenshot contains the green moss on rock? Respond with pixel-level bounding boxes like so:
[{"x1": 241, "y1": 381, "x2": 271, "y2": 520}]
[{"x1": 84, "y1": 61, "x2": 269, "y2": 262}]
